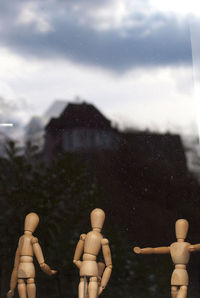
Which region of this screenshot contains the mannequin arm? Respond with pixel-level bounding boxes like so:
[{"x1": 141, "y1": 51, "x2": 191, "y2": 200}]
[
  {"x1": 73, "y1": 234, "x2": 86, "y2": 269},
  {"x1": 98, "y1": 239, "x2": 112, "y2": 295},
  {"x1": 97, "y1": 262, "x2": 105, "y2": 283},
  {"x1": 7, "y1": 246, "x2": 20, "y2": 296},
  {"x1": 134, "y1": 246, "x2": 170, "y2": 254},
  {"x1": 32, "y1": 237, "x2": 56, "y2": 275},
  {"x1": 189, "y1": 244, "x2": 200, "y2": 252}
]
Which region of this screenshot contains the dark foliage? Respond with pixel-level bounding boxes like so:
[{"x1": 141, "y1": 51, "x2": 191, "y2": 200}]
[{"x1": 0, "y1": 136, "x2": 200, "y2": 298}]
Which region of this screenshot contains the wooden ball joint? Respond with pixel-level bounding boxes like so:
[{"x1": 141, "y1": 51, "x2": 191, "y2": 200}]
[
  {"x1": 134, "y1": 219, "x2": 200, "y2": 298},
  {"x1": 7, "y1": 212, "x2": 57, "y2": 298},
  {"x1": 73, "y1": 208, "x2": 112, "y2": 298}
]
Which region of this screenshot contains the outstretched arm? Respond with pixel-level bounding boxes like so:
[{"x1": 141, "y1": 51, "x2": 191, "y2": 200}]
[
  {"x1": 7, "y1": 244, "x2": 21, "y2": 297},
  {"x1": 32, "y1": 237, "x2": 57, "y2": 275},
  {"x1": 188, "y1": 244, "x2": 200, "y2": 252},
  {"x1": 98, "y1": 238, "x2": 112, "y2": 295},
  {"x1": 134, "y1": 246, "x2": 170, "y2": 254},
  {"x1": 73, "y1": 234, "x2": 86, "y2": 269}
]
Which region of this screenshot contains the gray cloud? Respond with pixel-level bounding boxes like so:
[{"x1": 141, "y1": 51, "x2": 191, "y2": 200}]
[
  {"x1": 0, "y1": 96, "x2": 29, "y2": 125},
  {"x1": 0, "y1": 0, "x2": 193, "y2": 72}
]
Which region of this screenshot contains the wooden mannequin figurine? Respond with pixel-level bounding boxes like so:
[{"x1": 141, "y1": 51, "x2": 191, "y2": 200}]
[
  {"x1": 7, "y1": 212, "x2": 57, "y2": 298},
  {"x1": 73, "y1": 208, "x2": 112, "y2": 298},
  {"x1": 134, "y1": 219, "x2": 200, "y2": 298}
]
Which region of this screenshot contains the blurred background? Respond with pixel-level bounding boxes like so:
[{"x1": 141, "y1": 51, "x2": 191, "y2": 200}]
[{"x1": 0, "y1": 0, "x2": 200, "y2": 297}]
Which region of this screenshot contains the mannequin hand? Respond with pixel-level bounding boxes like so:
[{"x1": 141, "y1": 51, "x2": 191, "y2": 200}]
[
  {"x1": 51, "y1": 270, "x2": 57, "y2": 275},
  {"x1": 7, "y1": 290, "x2": 14, "y2": 298},
  {"x1": 40, "y1": 263, "x2": 57, "y2": 276},
  {"x1": 133, "y1": 247, "x2": 141, "y2": 254}
]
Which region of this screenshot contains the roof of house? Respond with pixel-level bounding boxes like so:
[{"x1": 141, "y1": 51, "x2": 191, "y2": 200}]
[{"x1": 45, "y1": 102, "x2": 112, "y2": 131}]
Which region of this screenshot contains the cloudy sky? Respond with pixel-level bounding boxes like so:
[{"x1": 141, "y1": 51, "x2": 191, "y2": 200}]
[{"x1": 0, "y1": 0, "x2": 200, "y2": 135}]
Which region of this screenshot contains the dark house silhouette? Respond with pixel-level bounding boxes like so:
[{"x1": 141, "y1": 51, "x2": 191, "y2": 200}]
[
  {"x1": 44, "y1": 102, "x2": 118, "y2": 158},
  {"x1": 43, "y1": 101, "x2": 187, "y2": 177}
]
